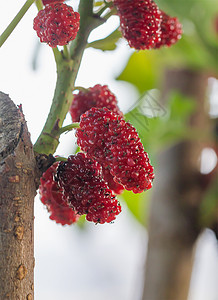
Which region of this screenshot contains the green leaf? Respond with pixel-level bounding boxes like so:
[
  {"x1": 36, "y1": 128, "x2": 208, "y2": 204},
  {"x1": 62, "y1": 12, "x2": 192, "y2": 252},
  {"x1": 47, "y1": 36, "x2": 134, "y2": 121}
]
[
  {"x1": 87, "y1": 29, "x2": 122, "y2": 51},
  {"x1": 116, "y1": 51, "x2": 161, "y2": 93},
  {"x1": 119, "y1": 190, "x2": 151, "y2": 227}
]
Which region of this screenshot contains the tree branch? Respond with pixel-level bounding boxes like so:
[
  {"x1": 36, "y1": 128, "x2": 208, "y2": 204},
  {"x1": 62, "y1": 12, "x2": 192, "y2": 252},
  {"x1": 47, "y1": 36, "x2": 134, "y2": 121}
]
[{"x1": 0, "y1": 92, "x2": 37, "y2": 299}]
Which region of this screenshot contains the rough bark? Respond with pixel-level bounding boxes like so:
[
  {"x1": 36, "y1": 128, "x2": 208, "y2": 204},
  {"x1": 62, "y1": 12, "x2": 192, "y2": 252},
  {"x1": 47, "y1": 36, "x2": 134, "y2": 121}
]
[
  {"x1": 0, "y1": 92, "x2": 37, "y2": 300},
  {"x1": 142, "y1": 69, "x2": 210, "y2": 300}
]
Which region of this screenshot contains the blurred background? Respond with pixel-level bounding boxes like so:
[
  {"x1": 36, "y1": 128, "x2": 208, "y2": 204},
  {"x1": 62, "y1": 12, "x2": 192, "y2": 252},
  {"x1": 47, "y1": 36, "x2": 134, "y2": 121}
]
[{"x1": 0, "y1": 1, "x2": 217, "y2": 299}]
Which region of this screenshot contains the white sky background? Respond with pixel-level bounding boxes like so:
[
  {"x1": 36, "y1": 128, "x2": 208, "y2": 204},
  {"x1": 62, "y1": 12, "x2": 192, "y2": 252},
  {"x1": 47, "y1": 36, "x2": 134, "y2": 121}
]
[{"x1": 0, "y1": 1, "x2": 217, "y2": 300}]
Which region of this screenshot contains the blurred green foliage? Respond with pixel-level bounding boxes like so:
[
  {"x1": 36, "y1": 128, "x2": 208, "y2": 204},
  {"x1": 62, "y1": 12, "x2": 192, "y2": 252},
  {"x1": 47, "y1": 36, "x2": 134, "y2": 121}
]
[
  {"x1": 117, "y1": 51, "x2": 160, "y2": 93},
  {"x1": 87, "y1": 29, "x2": 122, "y2": 51},
  {"x1": 125, "y1": 92, "x2": 196, "y2": 155},
  {"x1": 200, "y1": 177, "x2": 218, "y2": 228},
  {"x1": 119, "y1": 190, "x2": 151, "y2": 227},
  {"x1": 113, "y1": 0, "x2": 217, "y2": 226}
]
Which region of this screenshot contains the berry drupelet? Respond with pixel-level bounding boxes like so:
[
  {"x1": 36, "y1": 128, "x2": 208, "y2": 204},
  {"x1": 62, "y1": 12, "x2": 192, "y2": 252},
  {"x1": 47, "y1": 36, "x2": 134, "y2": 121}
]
[
  {"x1": 70, "y1": 84, "x2": 123, "y2": 122},
  {"x1": 33, "y1": 3, "x2": 80, "y2": 47},
  {"x1": 102, "y1": 167, "x2": 124, "y2": 195},
  {"x1": 57, "y1": 153, "x2": 121, "y2": 224},
  {"x1": 76, "y1": 107, "x2": 154, "y2": 193},
  {"x1": 114, "y1": 0, "x2": 162, "y2": 50},
  {"x1": 155, "y1": 10, "x2": 182, "y2": 48},
  {"x1": 39, "y1": 162, "x2": 80, "y2": 225}
]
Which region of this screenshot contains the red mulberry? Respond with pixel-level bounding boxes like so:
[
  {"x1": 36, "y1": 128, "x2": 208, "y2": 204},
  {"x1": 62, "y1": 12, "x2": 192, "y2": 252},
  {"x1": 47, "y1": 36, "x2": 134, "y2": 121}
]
[
  {"x1": 33, "y1": 3, "x2": 80, "y2": 47},
  {"x1": 76, "y1": 108, "x2": 154, "y2": 193},
  {"x1": 39, "y1": 162, "x2": 80, "y2": 225},
  {"x1": 114, "y1": 0, "x2": 162, "y2": 50},
  {"x1": 42, "y1": 0, "x2": 63, "y2": 5},
  {"x1": 102, "y1": 167, "x2": 124, "y2": 195},
  {"x1": 155, "y1": 10, "x2": 182, "y2": 48},
  {"x1": 70, "y1": 84, "x2": 123, "y2": 122},
  {"x1": 57, "y1": 153, "x2": 121, "y2": 224}
]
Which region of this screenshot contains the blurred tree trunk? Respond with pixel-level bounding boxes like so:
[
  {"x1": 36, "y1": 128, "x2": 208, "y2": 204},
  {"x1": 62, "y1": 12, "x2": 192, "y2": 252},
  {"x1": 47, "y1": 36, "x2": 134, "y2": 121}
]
[
  {"x1": 142, "y1": 69, "x2": 211, "y2": 300},
  {"x1": 0, "y1": 93, "x2": 37, "y2": 299}
]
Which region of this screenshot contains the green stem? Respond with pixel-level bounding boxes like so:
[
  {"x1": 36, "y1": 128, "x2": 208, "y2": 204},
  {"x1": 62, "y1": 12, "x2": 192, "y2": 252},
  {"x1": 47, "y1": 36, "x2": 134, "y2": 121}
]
[
  {"x1": 96, "y1": 2, "x2": 113, "y2": 16},
  {"x1": 55, "y1": 156, "x2": 67, "y2": 162},
  {"x1": 63, "y1": 45, "x2": 70, "y2": 60},
  {"x1": 35, "y1": 0, "x2": 43, "y2": 11},
  {"x1": 34, "y1": 58, "x2": 77, "y2": 155},
  {"x1": 0, "y1": 0, "x2": 35, "y2": 47},
  {"x1": 70, "y1": 0, "x2": 105, "y2": 59},
  {"x1": 103, "y1": 7, "x2": 116, "y2": 20},
  {"x1": 58, "y1": 123, "x2": 80, "y2": 135},
  {"x1": 52, "y1": 47, "x2": 62, "y2": 64},
  {"x1": 73, "y1": 86, "x2": 88, "y2": 92},
  {"x1": 34, "y1": 0, "x2": 104, "y2": 155}
]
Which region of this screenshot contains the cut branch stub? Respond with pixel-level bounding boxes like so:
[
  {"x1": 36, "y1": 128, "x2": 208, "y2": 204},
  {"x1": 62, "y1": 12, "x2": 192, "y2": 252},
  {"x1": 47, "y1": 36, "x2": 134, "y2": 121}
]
[{"x1": 0, "y1": 92, "x2": 36, "y2": 299}]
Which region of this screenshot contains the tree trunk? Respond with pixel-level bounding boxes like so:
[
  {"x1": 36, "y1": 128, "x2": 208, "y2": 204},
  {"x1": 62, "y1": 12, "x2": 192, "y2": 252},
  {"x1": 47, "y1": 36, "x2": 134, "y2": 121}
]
[
  {"x1": 0, "y1": 92, "x2": 37, "y2": 300},
  {"x1": 142, "y1": 69, "x2": 210, "y2": 300}
]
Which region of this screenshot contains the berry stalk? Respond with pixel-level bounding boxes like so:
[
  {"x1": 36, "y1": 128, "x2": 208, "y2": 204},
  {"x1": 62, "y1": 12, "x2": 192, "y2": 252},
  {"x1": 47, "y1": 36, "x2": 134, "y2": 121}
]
[
  {"x1": 33, "y1": 0, "x2": 104, "y2": 155},
  {"x1": 58, "y1": 122, "x2": 80, "y2": 135},
  {"x1": 0, "y1": 0, "x2": 35, "y2": 47},
  {"x1": 69, "y1": 0, "x2": 105, "y2": 58},
  {"x1": 95, "y1": 1, "x2": 113, "y2": 17}
]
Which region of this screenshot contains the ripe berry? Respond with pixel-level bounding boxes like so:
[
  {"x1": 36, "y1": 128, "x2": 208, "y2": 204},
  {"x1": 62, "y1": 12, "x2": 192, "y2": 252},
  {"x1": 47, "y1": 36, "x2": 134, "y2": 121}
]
[
  {"x1": 114, "y1": 0, "x2": 162, "y2": 50},
  {"x1": 70, "y1": 84, "x2": 123, "y2": 122},
  {"x1": 102, "y1": 167, "x2": 124, "y2": 195},
  {"x1": 76, "y1": 108, "x2": 154, "y2": 193},
  {"x1": 155, "y1": 10, "x2": 182, "y2": 48},
  {"x1": 57, "y1": 153, "x2": 121, "y2": 224},
  {"x1": 33, "y1": 3, "x2": 80, "y2": 47},
  {"x1": 39, "y1": 162, "x2": 80, "y2": 225},
  {"x1": 42, "y1": 0, "x2": 64, "y2": 5}
]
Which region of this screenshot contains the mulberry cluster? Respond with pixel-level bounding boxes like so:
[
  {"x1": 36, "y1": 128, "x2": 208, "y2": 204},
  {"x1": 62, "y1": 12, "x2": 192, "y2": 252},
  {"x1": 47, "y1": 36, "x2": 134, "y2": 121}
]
[
  {"x1": 70, "y1": 84, "x2": 124, "y2": 194},
  {"x1": 70, "y1": 84, "x2": 123, "y2": 122},
  {"x1": 113, "y1": 0, "x2": 182, "y2": 50},
  {"x1": 76, "y1": 108, "x2": 154, "y2": 193},
  {"x1": 114, "y1": 0, "x2": 162, "y2": 50},
  {"x1": 39, "y1": 105, "x2": 154, "y2": 224},
  {"x1": 39, "y1": 162, "x2": 80, "y2": 225},
  {"x1": 57, "y1": 153, "x2": 121, "y2": 224},
  {"x1": 33, "y1": 3, "x2": 80, "y2": 47},
  {"x1": 155, "y1": 10, "x2": 183, "y2": 48}
]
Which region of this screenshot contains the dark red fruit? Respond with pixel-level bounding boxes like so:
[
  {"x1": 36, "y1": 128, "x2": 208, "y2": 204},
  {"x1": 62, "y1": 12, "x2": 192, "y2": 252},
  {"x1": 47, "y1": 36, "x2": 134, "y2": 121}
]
[
  {"x1": 39, "y1": 162, "x2": 80, "y2": 225},
  {"x1": 33, "y1": 3, "x2": 80, "y2": 47},
  {"x1": 155, "y1": 10, "x2": 182, "y2": 48},
  {"x1": 42, "y1": 0, "x2": 63, "y2": 5},
  {"x1": 70, "y1": 84, "x2": 123, "y2": 122},
  {"x1": 57, "y1": 153, "x2": 121, "y2": 224},
  {"x1": 76, "y1": 108, "x2": 154, "y2": 193},
  {"x1": 102, "y1": 167, "x2": 124, "y2": 195},
  {"x1": 114, "y1": 0, "x2": 162, "y2": 50}
]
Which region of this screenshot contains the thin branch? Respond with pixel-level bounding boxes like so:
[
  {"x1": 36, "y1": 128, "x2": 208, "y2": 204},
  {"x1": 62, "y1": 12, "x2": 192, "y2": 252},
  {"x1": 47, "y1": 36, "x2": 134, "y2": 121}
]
[{"x1": 0, "y1": 0, "x2": 35, "y2": 47}]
